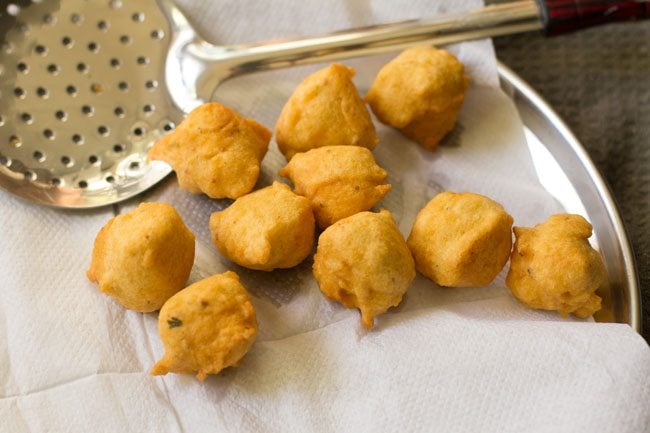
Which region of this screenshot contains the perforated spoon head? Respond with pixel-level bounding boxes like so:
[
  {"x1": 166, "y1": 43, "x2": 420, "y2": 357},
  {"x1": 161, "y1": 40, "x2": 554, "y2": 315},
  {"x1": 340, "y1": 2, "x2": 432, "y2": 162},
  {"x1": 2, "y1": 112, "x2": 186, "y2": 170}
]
[{"x1": 0, "y1": 0, "x2": 200, "y2": 208}]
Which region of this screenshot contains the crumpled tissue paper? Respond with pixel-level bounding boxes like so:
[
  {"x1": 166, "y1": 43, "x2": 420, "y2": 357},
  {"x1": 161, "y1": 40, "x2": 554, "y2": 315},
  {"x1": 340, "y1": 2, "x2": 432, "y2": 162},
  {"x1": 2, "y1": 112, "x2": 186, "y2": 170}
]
[{"x1": 1, "y1": 0, "x2": 648, "y2": 432}]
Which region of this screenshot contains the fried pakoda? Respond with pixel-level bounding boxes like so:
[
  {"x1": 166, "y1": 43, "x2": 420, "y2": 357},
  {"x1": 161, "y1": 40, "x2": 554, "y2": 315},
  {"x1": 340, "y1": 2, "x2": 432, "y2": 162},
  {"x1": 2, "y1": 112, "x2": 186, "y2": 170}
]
[
  {"x1": 506, "y1": 214, "x2": 606, "y2": 318},
  {"x1": 210, "y1": 182, "x2": 315, "y2": 271},
  {"x1": 279, "y1": 145, "x2": 391, "y2": 228},
  {"x1": 87, "y1": 202, "x2": 195, "y2": 312},
  {"x1": 151, "y1": 272, "x2": 258, "y2": 380},
  {"x1": 366, "y1": 46, "x2": 469, "y2": 151},
  {"x1": 148, "y1": 102, "x2": 271, "y2": 199},
  {"x1": 407, "y1": 192, "x2": 513, "y2": 287},
  {"x1": 275, "y1": 63, "x2": 378, "y2": 160},
  {"x1": 313, "y1": 210, "x2": 415, "y2": 329}
]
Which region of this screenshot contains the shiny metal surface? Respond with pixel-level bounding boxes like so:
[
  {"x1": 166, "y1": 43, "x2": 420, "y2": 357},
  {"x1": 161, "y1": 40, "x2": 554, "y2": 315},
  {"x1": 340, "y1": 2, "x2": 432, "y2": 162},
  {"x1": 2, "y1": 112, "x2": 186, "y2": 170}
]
[
  {"x1": 498, "y1": 64, "x2": 641, "y2": 332},
  {"x1": 0, "y1": 0, "x2": 182, "y2": 207},
  {"x1": 0, "y1": 0, "x2": 542, "y2": 208}
]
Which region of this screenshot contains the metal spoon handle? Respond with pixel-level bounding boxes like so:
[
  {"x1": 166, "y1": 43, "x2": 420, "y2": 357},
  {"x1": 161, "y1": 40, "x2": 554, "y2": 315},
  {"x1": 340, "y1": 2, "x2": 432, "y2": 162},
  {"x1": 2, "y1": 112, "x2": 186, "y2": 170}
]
[
  {"x1": 191, "y1": 1, "x2": 542, "y2": 77},
  {"x1": 182, "y1": 0, "x2": 649, "y2": 101}
]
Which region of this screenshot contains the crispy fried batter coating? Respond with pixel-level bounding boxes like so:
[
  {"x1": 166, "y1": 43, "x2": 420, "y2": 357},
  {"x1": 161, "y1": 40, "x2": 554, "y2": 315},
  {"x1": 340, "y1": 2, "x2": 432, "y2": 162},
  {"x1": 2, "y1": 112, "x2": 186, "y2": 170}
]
[
  {"x1": 313, "y1": 210, "x2": 415, "y2": 329},
  {"x1": 506, "y1": 214, "x2": 606, "y2": 318},
  {"x1": 275, "y1": 64, "x2": 379, "y2": 160},
  {"x1": 151, "y1": 272, "x2": 258, "y2": 380},
  {"x1": 148, "y1": 102, "x2": 271, "y2": 199},
  {"x1": 407, "y1": 192, "x2": 513, "y2": 287},
  {"x1": 87, "y1": 202, "x2": 195, "y2": 312},
  {"x1": 210, "y1": 182, "x2": 315, "y2": 271},
  {"x1": 279, "y1": 145, "x2": 391, "y2": 228},
  {"x1": 365, "y1": 46, "x2": 469, "y2": 151}
]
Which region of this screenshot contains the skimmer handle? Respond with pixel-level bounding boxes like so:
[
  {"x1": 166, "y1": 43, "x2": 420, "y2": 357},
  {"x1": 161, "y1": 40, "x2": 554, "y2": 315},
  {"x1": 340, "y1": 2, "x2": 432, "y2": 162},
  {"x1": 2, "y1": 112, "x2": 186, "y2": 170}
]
[
  {"x1": 537, "y1": 0, "x2": 650, "y2": 35},
  {"x1": 189, "y1": 1, "x2": 542, "y2": 81}
]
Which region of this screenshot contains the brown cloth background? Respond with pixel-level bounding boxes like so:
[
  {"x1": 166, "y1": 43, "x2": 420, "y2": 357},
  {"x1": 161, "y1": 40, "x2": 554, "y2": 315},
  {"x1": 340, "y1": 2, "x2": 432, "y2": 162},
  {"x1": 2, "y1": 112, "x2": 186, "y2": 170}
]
[{"x1": 494, "y1": 22, "x2": 650, "y2": 341}]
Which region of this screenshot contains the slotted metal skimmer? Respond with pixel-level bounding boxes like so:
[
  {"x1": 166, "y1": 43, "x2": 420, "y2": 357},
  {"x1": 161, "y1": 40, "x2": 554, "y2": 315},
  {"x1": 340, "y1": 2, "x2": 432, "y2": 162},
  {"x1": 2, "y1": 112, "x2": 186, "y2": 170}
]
[{"x1": 0, "y1": 0, "x2": 543, "y2": 208}]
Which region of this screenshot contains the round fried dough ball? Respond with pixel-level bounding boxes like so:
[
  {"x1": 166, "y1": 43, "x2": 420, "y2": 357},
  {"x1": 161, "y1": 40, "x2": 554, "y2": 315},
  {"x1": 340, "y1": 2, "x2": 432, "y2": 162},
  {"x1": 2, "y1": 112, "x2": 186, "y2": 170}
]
[
  {"x1": 210, "y1": 182, "x2": 315, "y2": 271},
  {"x1": 365, "y1": 46, "x2": 469, "y2": 151},
  {"x1": 407, "y1": 192, "x2": 513, "y2": 287},
  {"x1": 151, "y1": 271, "x2": 258, "y2": 381},
  {"x1": 275, "y1": 63, "x2": 378, "y2": 160},
  {"x1": 313, "y1": 210, "x2": 415, "y2": 329},
  {"x1": 279, "y1": 145, "x2": 391, "y2": 228},
  {"x1": 506, "y1": 214, "x2": 606, "y2": 318},
  {"x1": 148, "y1": 102, "x2": 271, "y2": 199},
  {"x1": 87, "y1": 202, "x2": 195, "y2": 312}
]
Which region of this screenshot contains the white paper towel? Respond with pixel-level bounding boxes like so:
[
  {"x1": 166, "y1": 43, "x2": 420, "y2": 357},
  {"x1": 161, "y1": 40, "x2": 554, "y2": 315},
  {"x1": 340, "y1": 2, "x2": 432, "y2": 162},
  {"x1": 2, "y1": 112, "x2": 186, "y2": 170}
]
[{"x1": 1, "y1": 0, "x2": 649, "y2": 432}]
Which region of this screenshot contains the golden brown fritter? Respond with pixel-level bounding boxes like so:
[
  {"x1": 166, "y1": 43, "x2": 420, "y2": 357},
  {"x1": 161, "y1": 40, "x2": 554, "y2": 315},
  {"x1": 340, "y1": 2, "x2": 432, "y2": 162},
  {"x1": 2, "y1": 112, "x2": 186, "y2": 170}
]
[
  {"x1": 275, "y1": 63, "x2": 378, "y2": 160},
  {"x1": 151, "y1": 271, "x2": 258, "y2": 381},
  {"x1": 365, "y1": 46, "x2": 469, "y2": 151},
  {"x1": 87, "y1": 202, "x2": 195, "y2": 312},
  {"x1": 210, "y1": 182, "x2": 315, "y2": 271},
  {"x1": 313, "y1": 210, "x2": 415, "y2": 329},
  {"x1": 148, "y1": 102, "x2": 271, "y2": 199},
  {"x1": 279, "y1": 145, "x2": 391, "y2": 228},
  {"x1": 506, "y1": 214, "x2": 606, "y2": 318},
  {"x1": 407, "y1": 192, "x2": 513, "y2": 287}
]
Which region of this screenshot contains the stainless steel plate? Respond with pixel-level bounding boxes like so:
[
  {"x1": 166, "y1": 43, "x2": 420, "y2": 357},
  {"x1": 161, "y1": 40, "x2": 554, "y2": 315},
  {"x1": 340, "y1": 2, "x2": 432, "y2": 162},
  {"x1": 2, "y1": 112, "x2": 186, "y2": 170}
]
[{"x1": 498, "y1": 63, "x2": 641, "y2": 332}]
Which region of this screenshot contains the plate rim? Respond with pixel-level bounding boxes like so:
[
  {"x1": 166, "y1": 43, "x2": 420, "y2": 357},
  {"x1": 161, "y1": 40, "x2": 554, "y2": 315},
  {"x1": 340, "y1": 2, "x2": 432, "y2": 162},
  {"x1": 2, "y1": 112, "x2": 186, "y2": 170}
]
[{"x1": 497, "y1": 61, "x2": 641, "y2": 333}]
